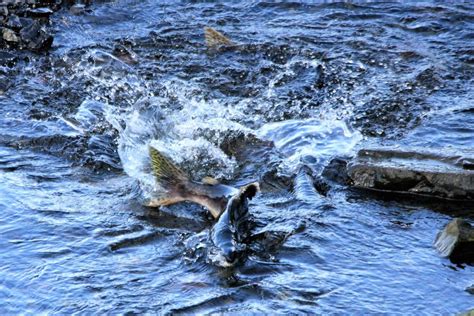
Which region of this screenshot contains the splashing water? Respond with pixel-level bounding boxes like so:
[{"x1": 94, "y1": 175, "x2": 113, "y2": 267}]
[{"x1": 258, "y1": 118, "x2": 363, "y2": 176}]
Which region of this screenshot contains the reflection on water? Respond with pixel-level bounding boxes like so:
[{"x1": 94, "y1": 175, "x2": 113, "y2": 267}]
[{"x1": 0, "y1": 0, "x2": 473, "y2": 314}]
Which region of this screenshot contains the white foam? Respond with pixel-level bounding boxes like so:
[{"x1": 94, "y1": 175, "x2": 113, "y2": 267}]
[{"x1": 258, "y1": 118, "x2": 362, "y2": 175}]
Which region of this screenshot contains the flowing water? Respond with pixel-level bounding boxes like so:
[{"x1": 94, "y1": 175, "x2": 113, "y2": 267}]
[{"x1": 1, "y1": 1, "x2": 473, "y2": 314}]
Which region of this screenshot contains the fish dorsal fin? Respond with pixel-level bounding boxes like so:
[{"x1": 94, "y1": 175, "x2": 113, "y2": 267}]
[
  {"x1": 202, "y1": 176, "x2": 220, "y2": 185},
  {"x1": 149, "y1": 146, "x2": 188, "y2": 184},
  {"x1": 204, "y1": 27, "x2": 233, "y2": 48}
]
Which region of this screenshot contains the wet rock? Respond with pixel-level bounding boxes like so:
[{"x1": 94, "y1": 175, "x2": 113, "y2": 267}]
[
  {"x1": 0, "y1": 5, "x2": 8, "y2": 17},
  {"x1": 0, "y1": 51, "x2": 17, "y2": 67},
  {"x1": 70, "y1": 4, "x2": 86, "y2": 15},
  {"x1": 466, "y1": 285, "x2": 474, "y2": 295},
  {"x1": 312, "y1": 176, "x2": 331, "y2": 196},
  {"x1": 6, "y1": 15, "x2": 22, "y2": 30},
  {"x1": 260, "y1": 168, "x2": 292, "y2": 191},
  {"x1": 2, "y1": 27, "x2": 19, "y2": 43},
  {"x1": 36, "y1": 0, "x2": 63, "y2": 6},
  {"x1": 19, "y1": 20, "x2": 53, "y2": 51},
  {"x1": 434, "y1": 218, "x2": 474, "y2": 263},
  {"x1": 112, "y1": 44, "x2": 138, "y2": 65},
  {"x1": 346, "y1": 147, "x2": 474, "y2": 200},
  {"x1": 27, "y1": 7, "x2": 54, "y2": 19},
  {"x1": 322, "y1": 157, "x2": 350, "y2": 185},
  {"x1": 0, "y1": 75, "x2": 9, "y2": 95}
]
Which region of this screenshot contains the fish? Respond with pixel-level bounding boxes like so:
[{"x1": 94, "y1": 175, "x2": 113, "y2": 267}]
[
  {"x1": 204, "y1": 27, "x2": 233, "y2": 48},
  {"x1": 209, "y1": 182, "x2": 259, "y2": 267},
  {"x1": 147, "y1": 146, "x2": 239, "y2": 219}
]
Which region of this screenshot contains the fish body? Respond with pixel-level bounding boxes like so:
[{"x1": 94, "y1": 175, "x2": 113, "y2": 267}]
[
  {"x1": 210, "y1": 182, "x2": 259, "y2": 267},
  {"x1": 147, "y1": 146, "x2": 238, "y2": 219}
]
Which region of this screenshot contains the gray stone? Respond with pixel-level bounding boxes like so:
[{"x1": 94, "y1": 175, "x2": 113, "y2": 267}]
[
  {"x1": 434, "y1": 218, "x2": 474, "y2": 263},
  {"x1": 346, "y1": 147, "x2": 474, "y2": 200},
  {"x1": 2, "y1": 28, "x2": 19, "y2": 43},
  {"x1": 0, "y1": 5, "x2": 8, "y2": 17}
]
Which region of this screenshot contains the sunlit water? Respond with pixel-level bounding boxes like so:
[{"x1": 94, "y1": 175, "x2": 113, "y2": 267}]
[{"x1": 0, "y1": 1, "x2": 473, "y2": 314}]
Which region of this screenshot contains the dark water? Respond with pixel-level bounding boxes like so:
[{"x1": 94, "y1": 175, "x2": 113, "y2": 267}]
[{"x1": 1, "y1": 1, "x2": 473, "y2": 314}]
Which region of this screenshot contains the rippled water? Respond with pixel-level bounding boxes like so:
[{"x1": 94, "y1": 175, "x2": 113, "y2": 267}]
[{"x1": 1, "y1": 1, "x2": 473, "y2": 314}]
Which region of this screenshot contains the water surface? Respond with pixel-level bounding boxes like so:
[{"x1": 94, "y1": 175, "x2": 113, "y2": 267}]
[{"x1": 0, "y1": 1, "x2": 473, "y2": 314}]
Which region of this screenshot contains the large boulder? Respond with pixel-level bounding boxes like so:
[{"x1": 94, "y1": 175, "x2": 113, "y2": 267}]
[
  {"x1": 345, "y1": 147, "x2": 474, "y2": 200},
  {"x1": 434, "y1": 218, "x2": 474, "y2": 263}
]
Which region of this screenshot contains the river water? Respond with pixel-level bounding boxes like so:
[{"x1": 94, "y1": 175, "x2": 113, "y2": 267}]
[{"x1": 1, "y1": 1, "x2": 473, "y2": 314}]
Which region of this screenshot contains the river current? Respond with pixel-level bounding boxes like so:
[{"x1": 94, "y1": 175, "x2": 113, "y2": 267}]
[{"x1": 0, "y1": 1, "x2": 473, "y2": 314}]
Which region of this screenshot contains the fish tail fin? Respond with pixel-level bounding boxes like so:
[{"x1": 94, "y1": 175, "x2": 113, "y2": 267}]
[
  {"x1": 149, "y1": 146, "x2": 189, "y2": 186},
  {"x1": 228, "y1": 182, "x2": 259, "y2": 220},
  {"x1": 239, "y1": 182, "x2": 260, "y2": 200},
  {"x1": 204, "y1": 27, "x2": 233, "y2": 48}
]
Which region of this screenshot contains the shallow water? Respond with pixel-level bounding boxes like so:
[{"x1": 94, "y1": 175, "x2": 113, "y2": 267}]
[{"x1": 1, "y1": 1, "x2": 473, "y2": 314}]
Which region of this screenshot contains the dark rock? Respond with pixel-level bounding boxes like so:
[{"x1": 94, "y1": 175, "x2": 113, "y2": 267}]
[
  {"x1": 466, "y1": 285, "x2": 474, "y2": 295},
  {"x1": 6, "y1": 15, "x2": 22, "y2": 30},
  {"x1": 346, "y1": 147, "x2": 474, "y2": 200},
  {"x1": 434, "y1": 218, "x2": 474, "y2": 263},
  {"x1": 0, "y1": 75, "x2": 9, "y2": 94},
  {"x1": 322, "y1": 157, "x2": 350, "y2": 185},
  {"x1": 312, "y1": 175, "x2": 331, "y2": 196},
  {"x1": 0, "y1": 51, "x2": 17, "y2": 66},
  {"x1": 112, "y1": 44, "x2": 138, "y2": 65},
  {"x1": 19, "y1": 20, "x2": 53, "y2": 51},
  {"x1": 34, "y1": 0, "x2": 62, "y2": 11},
  {"x1": 0, "y1": 5, "x2": 8, "y2": 17}
]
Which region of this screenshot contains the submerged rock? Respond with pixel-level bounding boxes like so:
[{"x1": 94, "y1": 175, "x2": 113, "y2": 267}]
[
  {"x1": 0, "y1": 75, "x2": 9, "y2": 94},
  {"x1": 112, "y1": 44, "x2": 138, "y2": 65},
  {"x1": 434, "y1": 218, "x2": 474, "y2": 263},
  {"x1": 0, "y1": 51, "x2": 17, "y2": 66},
  {"x1": 346, "y1": 147, "x2": 474, "y2": 200}
]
